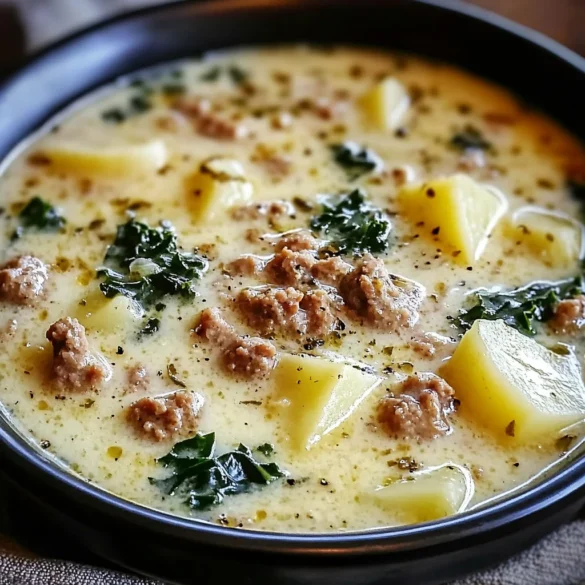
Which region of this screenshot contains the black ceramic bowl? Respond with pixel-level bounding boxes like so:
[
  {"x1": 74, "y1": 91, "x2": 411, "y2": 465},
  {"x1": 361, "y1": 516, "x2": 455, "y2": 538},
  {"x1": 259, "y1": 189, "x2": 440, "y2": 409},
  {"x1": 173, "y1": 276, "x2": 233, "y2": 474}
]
[{"x1": 1, "y1": 1, "x2": 585, "y2": 584}]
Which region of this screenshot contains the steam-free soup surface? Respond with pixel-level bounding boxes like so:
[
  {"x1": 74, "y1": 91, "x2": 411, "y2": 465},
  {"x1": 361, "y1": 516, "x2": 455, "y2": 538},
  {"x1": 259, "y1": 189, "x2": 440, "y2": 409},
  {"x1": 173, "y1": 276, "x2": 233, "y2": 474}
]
[{"x1": 1, "y1": 46, "x2": 585, "y2": 533}]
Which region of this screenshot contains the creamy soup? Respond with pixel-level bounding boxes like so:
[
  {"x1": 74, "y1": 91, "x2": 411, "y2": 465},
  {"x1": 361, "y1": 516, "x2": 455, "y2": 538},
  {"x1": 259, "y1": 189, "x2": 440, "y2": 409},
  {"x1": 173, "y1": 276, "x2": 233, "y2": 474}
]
[{"x1": 1, "y1": 46, "x2": 585, "y2": 533}]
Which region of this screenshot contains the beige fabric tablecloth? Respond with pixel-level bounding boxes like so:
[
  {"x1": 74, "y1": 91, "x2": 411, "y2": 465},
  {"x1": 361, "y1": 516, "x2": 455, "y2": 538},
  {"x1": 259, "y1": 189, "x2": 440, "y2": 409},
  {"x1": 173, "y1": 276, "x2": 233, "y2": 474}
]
[
  {"x1": 1, "y1": 520, "x2": 585, "y2": 584},
  {"x1": 1, "y1": 1, "x2": 585, "y2": 583}
]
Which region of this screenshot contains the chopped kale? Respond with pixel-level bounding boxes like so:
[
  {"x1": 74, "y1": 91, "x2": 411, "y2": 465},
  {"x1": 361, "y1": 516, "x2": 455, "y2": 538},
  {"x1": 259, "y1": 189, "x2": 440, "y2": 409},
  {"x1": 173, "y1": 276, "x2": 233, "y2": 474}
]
[
  {"x1": 200, "y1": 66, "x2": 222, "y2": 82},
  {"x1": 310, "y1": 189, "x2": 392, "y2": 255},
  {"x1": 454, "y1": 275, "x2": 585, "y2": 336},
  {"x1": 161, "y1": 83, "x2": 186, "y2": 96},
  {"x1": 138, "y1": 317, "x2": 161, "y2": 338},
  {"x1": 101, "y1": 108, "x2": 126, "y2": 124},
  {"x1": 150, "y1": 432, "x2": 286, "y2": 510},
  {"x1": 228, "y1": 65, "x2": 248, "y2": 85},
  {"x1": 255, "y1": 443, "x2": 275, "y2": 457},
  {"x1": 12, "y1": 196, "x2": 66, "y2": 240},
  {"x1": 100, "y1": 68, "x2": 184, "y2": 123},
  {"x1": 200, "y1": 65, "x2": 248, "y2": 85},
  {"x1": 450, "y1": 125, "x2": 492, "y2": 152},
  {"x1": 331, "y1": 142, "x2": 383, "y2": 180},
  {"x1": 98, "y1": 218, "x2": 207, "y2": 308},
  {"x1": 129, "y1": 94, "x2": 153, "y2": 114}
]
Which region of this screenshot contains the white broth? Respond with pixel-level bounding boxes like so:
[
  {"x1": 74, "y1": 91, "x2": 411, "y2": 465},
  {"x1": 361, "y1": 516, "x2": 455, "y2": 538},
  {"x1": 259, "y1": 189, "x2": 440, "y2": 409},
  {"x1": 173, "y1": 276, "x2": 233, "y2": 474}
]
[{"x1": 1, "y1": 46, "x2": 585, "y2": 533}]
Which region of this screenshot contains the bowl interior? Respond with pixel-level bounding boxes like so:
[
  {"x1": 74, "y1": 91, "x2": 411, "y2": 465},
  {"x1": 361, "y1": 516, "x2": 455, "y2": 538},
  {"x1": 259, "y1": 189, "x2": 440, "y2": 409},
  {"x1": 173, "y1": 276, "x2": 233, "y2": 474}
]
[{"x1": 1, "y1": 0, "x2": 585, "y2": 554}]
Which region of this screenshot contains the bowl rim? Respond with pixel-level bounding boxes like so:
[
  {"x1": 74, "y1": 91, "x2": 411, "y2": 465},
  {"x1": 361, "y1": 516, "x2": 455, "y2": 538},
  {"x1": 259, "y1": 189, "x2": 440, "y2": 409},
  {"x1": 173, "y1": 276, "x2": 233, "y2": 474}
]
[{"x1": 2, "y1": 0, "x2": 585, "y2": 557}]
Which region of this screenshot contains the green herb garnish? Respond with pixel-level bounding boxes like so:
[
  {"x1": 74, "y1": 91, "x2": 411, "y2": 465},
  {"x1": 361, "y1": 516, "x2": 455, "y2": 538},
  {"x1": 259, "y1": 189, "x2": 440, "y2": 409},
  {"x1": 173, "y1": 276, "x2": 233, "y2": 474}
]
[
  {"x1": 98, "y1": 218, "x2": 207, "y2": 308},
  {"x1": 161, "y1": 83, "x2": 186, "y2": 96},
  {"x1": 454, "y1": 276, "x2": 585, "y2": 336},
  {"x1": 255, "y1": 443, "x2": 275, "y2": 457},
  {"x1": 200, "y1": 65, "x2": 248, "y2": 85},
  {"x1": 12, "y1": 196, "x2": 66, "y2": 240},
  {"x1": 310, "y1": 189, "x2": 392, "y2": 255},
  {"x1": 450, "y1": 125, "x2": 492, "y2": 152},
  {"x1": 100, "y1": 68, "x2": 184, "y2": 123},
  {"x1": 228, "y1": 65, "x2": 248, "y2": 85},
  {"x1": 101, "y1": 108, "x2": 126, "y2": 124},
  {"x1": 150, "y1": 432, "x2": 286, "y2": 510},
  {"x1": 200, "y1": 66, "x2": 221, "y2": 82},
  {"x1": 331, "y1": 142, "x2": 383, "y2": 181}
]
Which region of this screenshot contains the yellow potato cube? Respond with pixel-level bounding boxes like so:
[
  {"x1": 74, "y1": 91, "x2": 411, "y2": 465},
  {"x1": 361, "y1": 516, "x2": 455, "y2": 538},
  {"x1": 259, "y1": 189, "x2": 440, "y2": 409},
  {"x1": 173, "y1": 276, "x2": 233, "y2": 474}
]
[
  {"x1": 507, "y1": 206, "x2": 584, "y2": 269},
  {"x1": 42, "y1": 140, "x2": 168, "y2": 176},
  {"x1": 272, "y1": 353, "x2": 381, "y2": 451},
  {"x1": 361, "y1": 77, "x2": 410, "y2": 131},
  {"x1": 398, "y1": 174, "x2": 508, "y2": 264},
  {"x1": 368, "y1": 465, "x2": 474, "y2": 523},
  {"x1": 442, "y1": 319, "x2": 585, "y2": 441},
  {"x1": 186, "y1": 157, "x2": 254, "y2": 222},
  {"x1": 75, "y1": 293, "x2": 143, "y2": 334}
]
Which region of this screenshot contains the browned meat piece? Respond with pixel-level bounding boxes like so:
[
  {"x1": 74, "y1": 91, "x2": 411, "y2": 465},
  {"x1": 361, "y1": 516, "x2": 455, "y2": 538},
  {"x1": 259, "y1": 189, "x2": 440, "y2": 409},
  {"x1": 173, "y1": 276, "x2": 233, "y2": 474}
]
[
  {"x1": 264, "y1": 248, "x2": 316, "y2": 286},
  {"x1": 196, "y1": 307, "x2": 276, "y2": 378},
  {"x1": 339, "y1": 254, "x2": 423, "y2": 331},
  {"x1": 46, "y1": 317, "x2": 111, "y2": 391},
  {"x1": 236, "y1": 286, "x2": 304, "y2": 336},
  {"x1": 127, "y1": 391, "x2": 203, "y2": 441},
  {"x1": 223, "y1": 255, "x2": 264, "y2": 277},
  {"x1": 312, "y1": 97, "x2": 348, "y2": 120},
  {"x1": 300, "y1": 289, "x2": 338, "y2": 337},
  {"x1": 377, "y1": 373, "x2": 456, "y2": 441},
  {"x1": 310, "y1": 256, "x2": 352, "y2": 287},
  {"x1": 549, "y1": 296, "x2": 585, "y2": 333},
  {"x1": 408, "y1": 332, "x2": 455, "y2": 359},
  {"x1": 0, "y1": 319, "x2": 17, "y2": 340},
  {"x1": 127, "y1": 364, "x2": 150, "y2": 392},
  {"x1": 0, "y1": 255, "x2": 48, "y2": 305},
  {"x1": 174, "y1": 97, "x2": 248, "y2": 140},
  {"x1": 274, "y1": 231, "x2": 319, "y2": 252},
  {"x1": 256, "y1": 154, "x2": 292, "y2": 179},
  {"x1": 231, "y1": 201, "x2": 294, "y2": 221}
]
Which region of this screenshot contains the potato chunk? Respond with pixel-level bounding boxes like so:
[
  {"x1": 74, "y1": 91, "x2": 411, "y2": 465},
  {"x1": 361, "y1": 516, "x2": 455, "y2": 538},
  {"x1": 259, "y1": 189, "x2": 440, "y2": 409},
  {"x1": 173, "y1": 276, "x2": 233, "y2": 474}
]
[
  {"x1": 442, "y1": 319, "x2": 585, "y2": 441},
  {"x1": 361, "y1": 77, "x2": 410, "y2": 131},
  {"x1": 368, "y1": 464, "x2": 474, "y2": 523},
  {"x1": 75, "y1": 293, "x2": 143, "y2": 334},
  {"x1": 42, "y1": 140, "x2": 168, "y2": 176},
  {"x1": 507, "y1": 206, "x2": 584, "y2": 269},
  {"x1": 398, "y1": 174, "x2": 508, "y2": 264},
  {"x1": 186, "y1": 157, "x2": 254, "y2": 222},
  {"x1": 272, "y1": 353, "x2": 381, "y2": 450}
]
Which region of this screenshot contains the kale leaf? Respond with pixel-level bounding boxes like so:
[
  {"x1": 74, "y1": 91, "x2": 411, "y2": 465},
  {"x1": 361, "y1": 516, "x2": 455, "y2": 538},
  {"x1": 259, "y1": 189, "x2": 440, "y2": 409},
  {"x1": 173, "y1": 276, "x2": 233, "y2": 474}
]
[
  {"x1": 150, "y1": 432, "x2": 286, "y2": 510},
  {"x1": 330, "y1": 142, "x2": 383, "y2": 181},
  {"x1": 454, "y1": 276, "x2": 585, "y2": 336},
  {"x1": 310, "y1": 189, "x2": 392, "y2": 255},
  {"x1": 98, "y1": 218, "x2": 207, "y2": 308},
  {"x1": 12, "y1": 196, "x2": 66, "y2": 240},
  {"x1": 450, "y1": 125, "x2": 492, "y2": 152},
  {"x1": 255, "y1": 443, "x2": 275, "y2": 457}
]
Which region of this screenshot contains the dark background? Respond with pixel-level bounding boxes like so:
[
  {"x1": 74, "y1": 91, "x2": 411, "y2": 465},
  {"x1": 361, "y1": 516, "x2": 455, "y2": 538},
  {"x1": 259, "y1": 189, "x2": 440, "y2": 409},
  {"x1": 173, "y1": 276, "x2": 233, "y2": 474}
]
[{"x1": 1, "y1": 0, "x2": 585, "y2": 72}]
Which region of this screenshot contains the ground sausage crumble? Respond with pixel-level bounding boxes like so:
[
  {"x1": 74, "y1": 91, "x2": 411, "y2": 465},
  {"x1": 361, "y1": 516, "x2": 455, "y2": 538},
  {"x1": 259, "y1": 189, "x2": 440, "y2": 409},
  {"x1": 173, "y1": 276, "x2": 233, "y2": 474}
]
[
  {"x1": 0, "y1": 255, "x2": 49, "y2": 305},
  {"x1": 196, "y1": 307, "x2": 276, "y2": 378},
  {"x1": 377, "y1": 373, "x2": 456, "y2": 440},
  {"x1": 127, "y1": 391, "x2": 204, "y2": 441},
  {"x1": 46, "y1": 317, "x2": 111, "y2": 391}
]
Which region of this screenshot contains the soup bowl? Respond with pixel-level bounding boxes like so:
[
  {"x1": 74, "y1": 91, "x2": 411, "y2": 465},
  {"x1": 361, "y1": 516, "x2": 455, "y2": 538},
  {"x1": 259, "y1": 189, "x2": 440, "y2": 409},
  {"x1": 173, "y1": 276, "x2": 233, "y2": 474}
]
[{"x1": 1, "y1": 1, "x2": 585, "y2": 584}]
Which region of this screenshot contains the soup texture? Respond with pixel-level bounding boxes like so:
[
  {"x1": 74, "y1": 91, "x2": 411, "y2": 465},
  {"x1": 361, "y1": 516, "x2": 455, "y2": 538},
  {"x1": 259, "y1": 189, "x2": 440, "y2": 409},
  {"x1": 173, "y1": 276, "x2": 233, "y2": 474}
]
[{"x1": 2, "y1": 46, "x2": 585, "y2": 533}]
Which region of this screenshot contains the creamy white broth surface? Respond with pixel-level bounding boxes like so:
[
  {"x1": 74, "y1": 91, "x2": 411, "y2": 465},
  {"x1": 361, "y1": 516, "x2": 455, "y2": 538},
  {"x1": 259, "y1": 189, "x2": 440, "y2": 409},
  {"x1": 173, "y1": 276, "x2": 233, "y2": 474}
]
[{"x1": 1, "y1": 46, "x2": 585, "y2": 533}]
